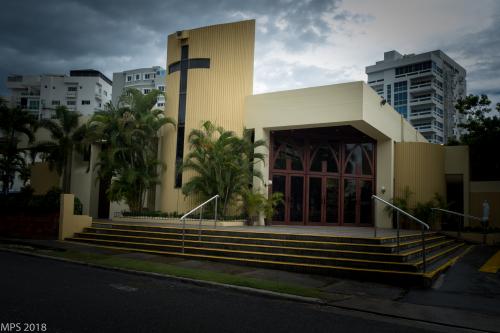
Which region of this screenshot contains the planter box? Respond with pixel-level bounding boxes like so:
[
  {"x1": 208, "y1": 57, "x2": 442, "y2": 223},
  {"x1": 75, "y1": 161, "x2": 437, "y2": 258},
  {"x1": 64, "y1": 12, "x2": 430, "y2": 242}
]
[{"x1": 111, "y1": 216, "x2": 245, "y2": 227}]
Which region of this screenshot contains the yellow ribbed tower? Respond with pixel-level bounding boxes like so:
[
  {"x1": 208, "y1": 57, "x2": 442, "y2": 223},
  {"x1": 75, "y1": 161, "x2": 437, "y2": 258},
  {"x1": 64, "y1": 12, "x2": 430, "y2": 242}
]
[{"x1": 159, "y1": 20, "x2": 255, "y2": 213}]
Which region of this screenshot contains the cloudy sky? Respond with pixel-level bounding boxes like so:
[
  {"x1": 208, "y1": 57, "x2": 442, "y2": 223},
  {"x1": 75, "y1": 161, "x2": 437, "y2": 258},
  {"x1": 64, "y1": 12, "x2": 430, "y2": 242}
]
[{"x1": 1, "y1": 0, "x2": 499, "y2": 105}]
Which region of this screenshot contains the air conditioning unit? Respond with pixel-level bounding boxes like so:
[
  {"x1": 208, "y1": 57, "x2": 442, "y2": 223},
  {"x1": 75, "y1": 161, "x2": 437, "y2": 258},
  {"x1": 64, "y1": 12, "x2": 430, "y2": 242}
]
[{"x1": 175, "y1": 30, "x2": 189, "y2": 40}]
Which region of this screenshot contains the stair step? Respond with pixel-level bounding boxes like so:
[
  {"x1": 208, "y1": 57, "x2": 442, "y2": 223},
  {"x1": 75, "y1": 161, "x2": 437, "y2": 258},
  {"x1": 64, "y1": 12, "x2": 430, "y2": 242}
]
[
  {"x1": 84, "y1": 226, "x2": 446, "y2": 253},
  {"x1": 91, "y1": 222, "x2": 438, "y2": 245},
  {"x1": 69, "y1": 235, "x2": 462, "y2": 272},
  {"x1": 66, "y1": 237, "x2": 430, "y2": 286},
  {"x1": 76, "y1": 231, "x2": 456, "y2": 262}
]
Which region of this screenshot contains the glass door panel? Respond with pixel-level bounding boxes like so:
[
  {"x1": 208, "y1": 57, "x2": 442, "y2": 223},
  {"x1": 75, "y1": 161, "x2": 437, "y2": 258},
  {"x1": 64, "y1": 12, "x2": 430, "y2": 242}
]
[
  {"x1": 290, "y1": 176, "x2": 304, "y2": 222},
  {"x1": 325, "y1": 178, "x2": 339, "y2": 224},
  {"x1": 343, "y1": 179, "x2": 356, "y2": 224},
  {"x1": 359, "y1": 180, "x2": 373, "y2": 225},
  {"x1": 272, "y1": 175, "x2": 286, "y2": 222},
  {"x1": 308, "y1": 177, "x2": 322, "y2": 223}
]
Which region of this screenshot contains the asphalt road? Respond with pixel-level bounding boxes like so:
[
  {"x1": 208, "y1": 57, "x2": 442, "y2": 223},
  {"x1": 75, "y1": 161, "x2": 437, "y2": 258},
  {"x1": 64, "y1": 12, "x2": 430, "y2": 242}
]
[{"x1": 0, "y1": 251, "x2": 472, "y2": 333}]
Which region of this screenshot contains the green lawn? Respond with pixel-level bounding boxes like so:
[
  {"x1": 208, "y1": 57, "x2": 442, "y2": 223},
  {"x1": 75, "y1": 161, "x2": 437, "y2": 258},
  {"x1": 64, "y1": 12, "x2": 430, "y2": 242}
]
[{"x1": 4, "y1": 245, "x2": 323, "y2": 299}]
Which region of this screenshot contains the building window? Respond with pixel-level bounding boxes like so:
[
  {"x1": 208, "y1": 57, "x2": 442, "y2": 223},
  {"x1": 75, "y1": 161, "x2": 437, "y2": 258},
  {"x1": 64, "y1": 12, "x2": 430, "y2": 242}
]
[
  {"x1": 29, "y1": 100, "x2": 39, "y2": 110},
  {"x1": 68, "y1": 86, "x2": 77, "y2": 92},
  {"x1": 394, "y1": 81, "x2": 408, "y2": 118},
  {"x1": 51, "y1": 100, "x2": 60, "y2": 106},
  {"x1": 103, "y1": 90, "x2": 107, "y2": 96},
  {"x1": 143, "y1": 88, "x2": 151, "y2": 94},
  {"x1": 81, "y1": 100, "x2": 90, "y2": 105},
  {"x1": 127, "y1": 75, "x2": 132, "y2": 82},
  {"x1": 144, "y1": 73, "x2": 151, "y2": 79},
  {"x1": 158, "y1": 85, "x2": 165, "y2": 92},
  {"x1": 67, "y1": 100, "x2": 76, "y2": 106},
  {"x1": 157, "y1": 103, "x2": 164, "y2": 107},
  {"x1": 395, "y1": 61, "x2": 431, "y2": 76},
  {"x1": 135, "y1": 74, "x2": 140, "y2": 80}
]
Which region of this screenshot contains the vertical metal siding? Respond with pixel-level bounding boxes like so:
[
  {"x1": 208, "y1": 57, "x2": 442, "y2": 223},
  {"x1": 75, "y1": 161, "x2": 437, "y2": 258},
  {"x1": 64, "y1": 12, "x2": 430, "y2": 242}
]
[
  {"x1": 394, "y1": 142, "x2": 446, "y2": 207},
  {"x1": 160, "y1": 20, "x2": 255, "y2": 213}
]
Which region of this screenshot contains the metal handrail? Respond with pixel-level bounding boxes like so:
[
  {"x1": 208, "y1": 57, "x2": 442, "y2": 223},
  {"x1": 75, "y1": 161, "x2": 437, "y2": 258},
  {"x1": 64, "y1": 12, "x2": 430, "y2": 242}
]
[
  {"x1": 372, "y1": 195, "x2": 430, "y2": 272},
  {"x1": 180, "y1": 194, "x2": 219, "y2": 253},
  {"x1": 431, "y1": 208, "x2": 482, "y2": 242},
  {"x1": 431, "y1": 208, "x2": 482, "y2": 221}
]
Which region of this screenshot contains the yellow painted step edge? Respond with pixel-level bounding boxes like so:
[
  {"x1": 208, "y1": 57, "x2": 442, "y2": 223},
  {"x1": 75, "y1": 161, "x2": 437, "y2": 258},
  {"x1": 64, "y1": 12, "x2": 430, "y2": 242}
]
[
  {"x1": 64, "y1": 240, "x2": 426, "y2": 277},
  {"x1": 87, "y1": 227, "x2": 445, "y2": 249},
  {"x1": 70, "y1": 236, "x2": 458, "y2": 268},
  {"x1": 423, "y1": 245, "x2": 472, "y2": 279},
  {"x1": 80, "y1": 231, "x2": 455, "y2": 258}
]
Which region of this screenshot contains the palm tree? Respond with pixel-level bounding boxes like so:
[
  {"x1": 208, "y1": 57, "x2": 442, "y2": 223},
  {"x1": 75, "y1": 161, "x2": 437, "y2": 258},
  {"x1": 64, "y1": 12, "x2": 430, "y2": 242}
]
[
  {"x1": 180, "y1": 121, "x2": 266, "y2": 217},
  {"x1": 0, "y1": 101, "x2": 38, "y2": 194},
  {"x1": 38, "y1": 106, "x2": 86, "y2": 193},
  {"x1": 88, "y1": 88, "x2": 175, "y2": 212}
]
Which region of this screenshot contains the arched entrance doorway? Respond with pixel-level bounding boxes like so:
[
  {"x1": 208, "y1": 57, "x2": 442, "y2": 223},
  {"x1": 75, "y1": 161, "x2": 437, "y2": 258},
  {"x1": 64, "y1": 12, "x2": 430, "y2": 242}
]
[{"x1": 269, "y1": 126, "x2": 376, "y2": 226}]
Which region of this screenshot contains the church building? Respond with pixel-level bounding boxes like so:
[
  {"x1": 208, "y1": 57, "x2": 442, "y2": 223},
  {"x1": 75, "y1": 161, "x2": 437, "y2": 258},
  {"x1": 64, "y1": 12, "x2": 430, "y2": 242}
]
[{"x1": 156, "y1": 19, "x2": 469, "y2": 228}]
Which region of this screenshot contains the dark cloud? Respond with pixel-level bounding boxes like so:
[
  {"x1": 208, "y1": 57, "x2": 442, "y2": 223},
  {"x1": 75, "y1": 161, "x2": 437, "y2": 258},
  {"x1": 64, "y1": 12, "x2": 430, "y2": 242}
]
[
  {"x1": 444, "y1": 4, "x2": 500, "y2": 105},
  {"x1": 0, "y1": 0, "x2": 344, "y2": 95}
]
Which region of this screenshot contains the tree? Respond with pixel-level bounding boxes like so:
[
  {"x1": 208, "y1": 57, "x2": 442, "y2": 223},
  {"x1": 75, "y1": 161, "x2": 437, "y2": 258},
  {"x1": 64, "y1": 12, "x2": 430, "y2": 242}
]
[
  {"x1": 0, "y1": 100, "x2": 37, "y2": 194},
  {"x1": 37, "y1": 106, "x2": 86, "y2": 193},
  {"x1": 454, "y1": 94, "x2": 500, "y2": 180},
  {"x1": 180, "y1": 121, "x2": 266, "y2": 217},
  {"x1": 88, "y1": 88, "x2": 175, "y2": 212}
]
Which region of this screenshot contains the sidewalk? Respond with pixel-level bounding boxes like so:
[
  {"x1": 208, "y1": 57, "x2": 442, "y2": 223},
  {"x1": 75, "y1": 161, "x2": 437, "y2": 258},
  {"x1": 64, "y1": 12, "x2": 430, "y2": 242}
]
[{"x1": 2, "y1": 238, "x2": 500, "y2": 332}]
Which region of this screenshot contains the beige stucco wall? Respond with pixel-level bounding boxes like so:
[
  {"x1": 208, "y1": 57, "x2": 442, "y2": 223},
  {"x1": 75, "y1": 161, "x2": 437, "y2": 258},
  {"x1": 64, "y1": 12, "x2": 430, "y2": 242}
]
[
  {"x1": 58, "y1": 193, "x2": 92, "y2": 240},
  {"x1": 394, "y1": 142, "x2": 446, "y2": 207},
  {"x1": 245, "y1": 81, "x2": 426, "y2": 228},
  {"x1": 160, "y1": 20, "x2": 255, "y2": 214},
  {"x1": 30, "y1": 162, "x2": 60, "y2": 194},
  {"x1": 470, "y1": 181, "x2": 500, "y2": 227}
]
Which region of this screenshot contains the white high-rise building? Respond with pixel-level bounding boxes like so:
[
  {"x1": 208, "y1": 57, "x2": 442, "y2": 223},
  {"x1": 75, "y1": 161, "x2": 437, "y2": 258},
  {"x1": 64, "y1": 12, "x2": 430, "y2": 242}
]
[
  {"x1": 6, "y1": 69, "x2": 112, "y2": 119},
  {"x1": 366, "y1": 50, "x2": 466, "y2": 144},
  {"x1": 112, "y1": 66, "x2": 166, "y2": 108}
]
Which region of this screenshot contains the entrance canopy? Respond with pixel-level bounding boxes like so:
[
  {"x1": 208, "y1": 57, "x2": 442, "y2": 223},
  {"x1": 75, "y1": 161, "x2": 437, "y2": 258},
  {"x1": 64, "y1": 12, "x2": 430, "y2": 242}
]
[{"x1": 244, "y1": 81, "x2": 427, "y2": 228}]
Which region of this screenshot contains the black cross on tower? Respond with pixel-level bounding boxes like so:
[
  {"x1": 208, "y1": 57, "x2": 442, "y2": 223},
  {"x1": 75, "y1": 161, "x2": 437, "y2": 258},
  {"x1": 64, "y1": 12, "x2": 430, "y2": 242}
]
[{"x1": 168, "y1": 45, "x2": 210, "y2": 187}]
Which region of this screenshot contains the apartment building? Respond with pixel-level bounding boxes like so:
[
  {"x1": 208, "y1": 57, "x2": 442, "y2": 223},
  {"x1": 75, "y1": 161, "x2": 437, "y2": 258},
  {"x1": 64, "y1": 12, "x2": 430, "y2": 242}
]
[
  {"x1": 6, "y1": 69, "x2": 112, "y2": 118},
  {"x1": 366, "y1": 50, "x2": 466, "y2": 144},
  {"x1": 111, "y1": 66, "x2": 166, "y2": 108}
]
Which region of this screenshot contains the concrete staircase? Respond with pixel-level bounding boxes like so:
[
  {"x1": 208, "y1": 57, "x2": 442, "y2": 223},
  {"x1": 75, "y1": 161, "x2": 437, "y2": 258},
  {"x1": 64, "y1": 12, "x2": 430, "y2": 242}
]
[{"x1": 66, "y1": 221, "x2": 468, "y2": 286}]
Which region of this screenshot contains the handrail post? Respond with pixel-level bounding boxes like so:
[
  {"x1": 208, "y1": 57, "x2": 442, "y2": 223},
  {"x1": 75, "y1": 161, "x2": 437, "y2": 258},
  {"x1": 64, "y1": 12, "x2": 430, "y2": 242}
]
[
  {"x1": 372, "y1": 196, "x2": 377, "y2": 238},
  {"x1": 458, "y1": 215, "x2": 462, "y2": 240},
  {"x1": 396, "y1": 210, "x2": 400, "y2": 253},
  {"x1": 199, "y1": 206, "x2": 203, "y2": 241},
  {"x1": 214, "y1": 196, "x2": 218, "y2": 228},
  {"x1": 421, "y1": 224, "x2": 426, "y2": 272},
  {"x1": 182, "y1": 218, "x2": 185, "y2": 253}
]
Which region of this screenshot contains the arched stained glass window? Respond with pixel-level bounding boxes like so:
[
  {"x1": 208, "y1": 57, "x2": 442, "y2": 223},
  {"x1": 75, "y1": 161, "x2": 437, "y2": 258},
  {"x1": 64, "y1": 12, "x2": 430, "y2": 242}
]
[
  {"x1": 344, "y1": 143, "x2": 375, "y2": 175},
  {"x1": 309, "y1": 143, "x2": 339, "y2": 173},
  {"x1": 273, "y1": 139, "x2": 304, "y2": 171}
]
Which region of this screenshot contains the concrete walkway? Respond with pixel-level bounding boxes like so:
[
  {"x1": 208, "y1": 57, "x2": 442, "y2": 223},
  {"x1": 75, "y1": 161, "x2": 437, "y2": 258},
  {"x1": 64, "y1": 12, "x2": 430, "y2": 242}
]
[{"x1": 1, "y1": 238, "x2": 500, "y2": 331}]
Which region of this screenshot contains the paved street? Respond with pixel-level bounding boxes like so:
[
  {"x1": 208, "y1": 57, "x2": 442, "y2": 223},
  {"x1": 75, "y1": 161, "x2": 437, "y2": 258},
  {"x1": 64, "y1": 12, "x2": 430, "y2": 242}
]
[{"x1": 0, "y1": 251, "x2": 468, "y2": 333}]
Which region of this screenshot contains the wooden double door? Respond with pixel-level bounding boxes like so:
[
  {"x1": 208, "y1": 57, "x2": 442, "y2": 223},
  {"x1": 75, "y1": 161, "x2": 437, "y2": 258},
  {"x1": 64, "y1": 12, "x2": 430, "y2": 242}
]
[{"x1": 270, "y1": 127, "x2": 376, "y2": 226}]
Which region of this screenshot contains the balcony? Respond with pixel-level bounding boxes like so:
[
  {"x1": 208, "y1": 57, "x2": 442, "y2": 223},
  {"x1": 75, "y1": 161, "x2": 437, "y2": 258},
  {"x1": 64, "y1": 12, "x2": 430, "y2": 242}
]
[
  {"x1": 410, "y1": 107, "x2": 443, "y2": 121},
  {"x1": 412, "y1": 122, "x2": 444, "y2": 134}
]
